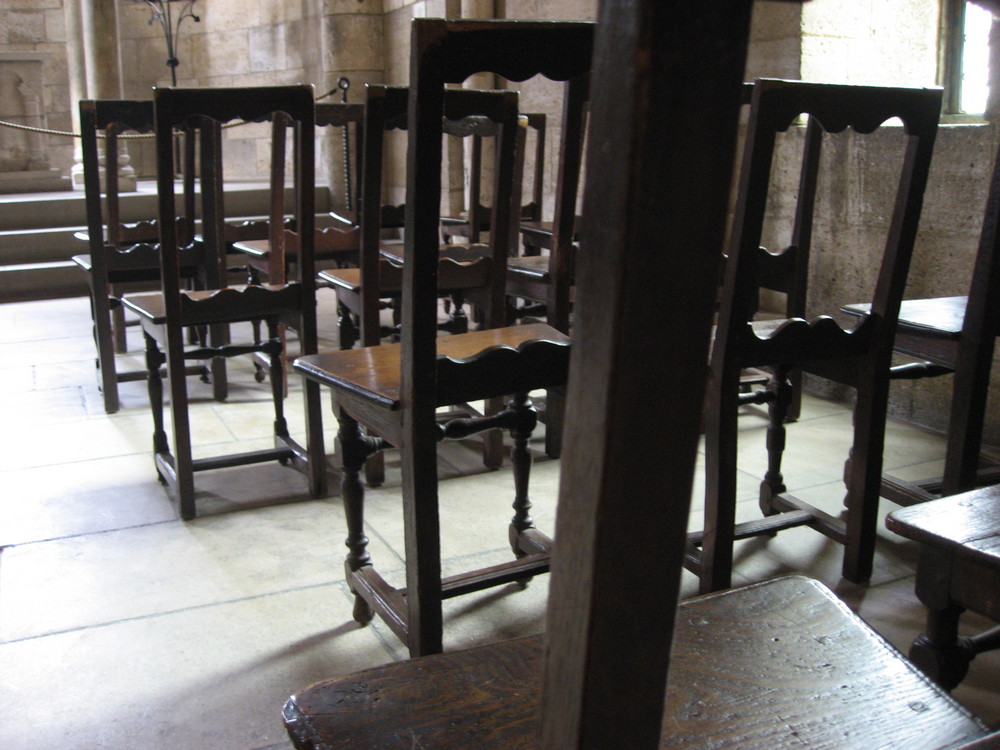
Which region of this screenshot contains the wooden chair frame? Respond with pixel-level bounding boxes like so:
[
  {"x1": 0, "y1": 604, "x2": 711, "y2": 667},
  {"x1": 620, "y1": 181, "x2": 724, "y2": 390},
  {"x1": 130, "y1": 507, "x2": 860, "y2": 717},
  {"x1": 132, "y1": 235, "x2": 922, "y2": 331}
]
[
  {"x1": 122, "y1": 85, "x2": 326, "y2": 520},
  {"x1": 694, "y1": 78, "x2": 942, "y2": 593},
  {"x1": 73, "y1": 99, "x2": 200, "y2": 413},
  {"x1": 844, "y1": 133, "x2": 1000, "y2": 504}
]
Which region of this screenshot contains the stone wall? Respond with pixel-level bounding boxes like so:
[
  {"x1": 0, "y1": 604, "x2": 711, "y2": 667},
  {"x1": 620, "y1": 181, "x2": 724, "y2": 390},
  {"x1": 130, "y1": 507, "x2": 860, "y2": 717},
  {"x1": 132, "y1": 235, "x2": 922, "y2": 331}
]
[
  {"x1": 117, "y1": 0, "x2": 384, "y2": 208},
  {"x1": 0, "y1": 0, "x2": 72, "y2": 188}
]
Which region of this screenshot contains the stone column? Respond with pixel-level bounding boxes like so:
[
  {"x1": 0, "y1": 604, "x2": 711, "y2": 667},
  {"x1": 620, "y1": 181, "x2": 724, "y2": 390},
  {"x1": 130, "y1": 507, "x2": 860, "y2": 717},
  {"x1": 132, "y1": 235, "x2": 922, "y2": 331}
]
[
  {"x1": 64, "y1": 0, "x2": 89, "y2": 189},
  {"x1": 68, "y1": 0, "x2": 134, "y2": 190}
]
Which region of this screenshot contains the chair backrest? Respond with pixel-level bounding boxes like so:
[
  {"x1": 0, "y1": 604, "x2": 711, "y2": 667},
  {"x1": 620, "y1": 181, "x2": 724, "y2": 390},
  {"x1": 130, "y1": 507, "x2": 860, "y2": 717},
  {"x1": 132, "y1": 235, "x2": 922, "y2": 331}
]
[
  {"x1": 753, "y1": 114, "x2": 822, "y2": 320},
  {"x1": 80, "y1": 99, "x2": 197, "y2": 275},
  {"x1": 457, "y1": 110, "x2": 546, "y2": 241},
  {"x1": 153, "y1": 85, "x2": 316, "y2": 332},
  {"x1": 354, "y1": 83, "x2": 520, "y2": 347},
  {"x1": 267, "y1": 101, "x2": 366, "y2": 277},
  {"x1": 716, "y1": 78, "x2": 941, "y2": 379},
  {"x1": 404, "y1": 16, "x2": 594, "y2": 378}
]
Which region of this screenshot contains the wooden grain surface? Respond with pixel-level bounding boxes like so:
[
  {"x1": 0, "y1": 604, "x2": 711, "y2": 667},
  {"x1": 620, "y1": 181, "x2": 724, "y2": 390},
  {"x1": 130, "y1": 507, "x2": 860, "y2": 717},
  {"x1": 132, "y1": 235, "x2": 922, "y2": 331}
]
[
  {"x1": 293, "y1": 323, "x2": 568, "y2": 407},
  {"x1": 283, "y1": 576, "x2": 988, "y2": 749},
  {"x1": 887, "y1": 483, "x2": 1000, "y2": 569}
]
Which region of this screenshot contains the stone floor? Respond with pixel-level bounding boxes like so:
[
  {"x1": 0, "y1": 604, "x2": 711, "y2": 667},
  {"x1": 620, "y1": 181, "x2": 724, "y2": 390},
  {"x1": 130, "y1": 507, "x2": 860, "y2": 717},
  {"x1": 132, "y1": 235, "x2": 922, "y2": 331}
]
[{"x1": 0, "y1": 294, "x2": 997, "y2": 749}]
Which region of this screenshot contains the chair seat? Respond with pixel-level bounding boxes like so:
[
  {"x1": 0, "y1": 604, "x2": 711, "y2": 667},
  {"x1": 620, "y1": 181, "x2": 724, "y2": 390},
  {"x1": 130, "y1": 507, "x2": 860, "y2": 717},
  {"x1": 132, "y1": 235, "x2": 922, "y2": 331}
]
[
  {"x1": 843, "y1": 296, "x2": 967, "y2": 338},
  {"x1": 507, "y1": 254, "x2": 552, "y2": 281},
  {"x1": 122, "y1": 284, "x2": 297, "y2": 325},
  {"x1": 320, "y1": 254, "x2": 492, "y2": 297},
  {"x1": 294, "y1": 322, "x2": 570, "y2": 410},
  {"x1": 283, "y1": 575, "x2": 988, "y2": 750},
  {"x1": 379, "y1": 241, "x2": 491, "y2": 265}
]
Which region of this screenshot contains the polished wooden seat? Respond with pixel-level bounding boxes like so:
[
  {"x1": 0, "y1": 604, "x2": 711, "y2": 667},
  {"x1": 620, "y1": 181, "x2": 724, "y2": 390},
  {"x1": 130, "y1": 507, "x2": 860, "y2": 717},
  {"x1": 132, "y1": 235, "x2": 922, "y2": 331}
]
[
  {"x1": 294, "y1": 21, "x2": 592, "y2": 657},
  {"x1": 121, "y1": 85, "x2": 326, "y2": 520},
  {"x1": 284, "y1": 576, "x2": 989, "y2": 749},
  {"x1": 842, "y1": 134, "x2": 1000, "y2": 504},
  {"x1": 71, "y1": 99, "x2": 202, "y2": 413},
  {"x1": 693, "y1": 78, "x2": 942, "y2": 593},
  {"x1": 887, "y1": 483, "x2": 1000, "y2": 690}
]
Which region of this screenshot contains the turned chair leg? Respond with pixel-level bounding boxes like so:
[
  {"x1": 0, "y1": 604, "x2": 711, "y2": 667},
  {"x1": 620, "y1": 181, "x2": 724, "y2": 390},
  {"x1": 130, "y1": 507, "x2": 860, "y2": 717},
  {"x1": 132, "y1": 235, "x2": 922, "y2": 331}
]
[
  {"x1": 144, "y1": 331, "x2": 170, "y2": 463},
  {"x1": 759, "y1": 364, "x2": 793, "y2": 515},
  {"x1": 335, "y1": 408, "x2": 386, "y2": 625},
  {"x1": 265, "y1": 317, "x2": 290, "y2": 442},
  {"x1": 508, "y1": 392, "x2": 540, "y2": 558}
]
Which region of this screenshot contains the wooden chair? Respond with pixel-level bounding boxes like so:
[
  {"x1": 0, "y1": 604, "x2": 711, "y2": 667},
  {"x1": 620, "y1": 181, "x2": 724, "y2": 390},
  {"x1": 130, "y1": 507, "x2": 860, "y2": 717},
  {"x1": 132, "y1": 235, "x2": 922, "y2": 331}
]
[
  {"x1": 293, "y1": 20, "x2": 593, "y2": 657},
  {"x1": 887, "y1": 482, "x2": 1000, "y2": 691},
  {"x1": 72, "y1": 99, "x2": 201, "y2": 414},
  {"x1": 121, "y1": 85, "x2": 326, "y2": 520},
  {"x1": 842, "y1": 134, "x2": 1000, "y2": 504},
  {"x1": 692, "y1": 78, "x2": 942, "y2": 593},
  {"x1": 282, "y1": 9, "x2": 995, "y2": 748},
  {"x1": 237, "y1": 102, "x2": 366, "y2": 287}
]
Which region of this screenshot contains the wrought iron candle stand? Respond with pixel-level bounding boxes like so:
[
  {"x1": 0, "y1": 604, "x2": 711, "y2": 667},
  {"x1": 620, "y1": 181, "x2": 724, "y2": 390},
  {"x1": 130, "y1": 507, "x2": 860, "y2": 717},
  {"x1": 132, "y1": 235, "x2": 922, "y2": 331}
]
[{"x1": 126, "y1": 0, "x2": 200, "y2": 87}]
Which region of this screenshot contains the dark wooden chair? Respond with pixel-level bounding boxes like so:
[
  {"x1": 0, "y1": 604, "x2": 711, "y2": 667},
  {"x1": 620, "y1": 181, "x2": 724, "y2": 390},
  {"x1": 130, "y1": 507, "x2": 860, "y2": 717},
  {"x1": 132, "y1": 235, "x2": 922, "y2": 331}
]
[
  {"x1": 887, "y1": 482, "x2": 1000, "y2": 691},
  {"x1": 281, "y1": 10, "x2": 995, "y2": 748},
  {"x1": 121, "y1": 85, "x2": 326, "y2": 520},
  {"x1": 283, "y1": 576, "x2": 990, "y2": 749},
  {"x1": 72, "y1": 99, "x2": 201, "y2": 413},
  {"x1": 842, "y1": 134, "x2": 1000, "y2": 504},
  {"x1": 692, "y1": 78, "x2": 942, "y2": 593},
  {"x1": 293, "y1": 21, "x2": 593, "y2": 657}
]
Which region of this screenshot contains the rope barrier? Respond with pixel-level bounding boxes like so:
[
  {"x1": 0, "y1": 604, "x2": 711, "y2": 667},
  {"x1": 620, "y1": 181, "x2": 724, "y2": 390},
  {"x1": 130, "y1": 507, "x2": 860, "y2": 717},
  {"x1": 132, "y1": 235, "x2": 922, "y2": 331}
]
[
  {"x1": 0, "y1": 89, "x2": 342, "y2": 139},
  {"x1": 0, "y1": 117, "x2": 260, "y2": 139}
]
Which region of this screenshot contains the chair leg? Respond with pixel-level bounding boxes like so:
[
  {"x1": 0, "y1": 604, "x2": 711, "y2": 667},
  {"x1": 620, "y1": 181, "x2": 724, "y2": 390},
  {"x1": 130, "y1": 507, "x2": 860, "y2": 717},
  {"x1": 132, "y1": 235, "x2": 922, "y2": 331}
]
[
  {"x1": 840, "y1": 376, "x2": 886, "y2": 583},
  {"x1": 266, "y1": 318, "x2": 289, "y2": 441},
  {"x1": 543, "y1": 386, "x2": 565, "y2": 459},
  {"x1": 701, "y1": 366, "x2": 742, "y2": 593},
  {"x1": 758, "y1": 364, "x2": 792, "y2": 515},
  {"x1": 209, "y1": 322, "x2": 229, "y2": 401},
  {"x1": 144, "y1": 331, "x2": 170, "y2": 462},
  {"x1": 90, "y1": 278, "x2": 121, "y2": 414},
  {"x1": 337, "y1": 301, "x2": 359, "y2": 350},
  {"x1": 507, "y1": 392, "x2": 540, "y2": 557},
  {"x1": 111, "y1": 297, "x2": 128, "y2": 353},
  {"x1": 336, "y1": 408, "x2": 381, "y2": 625},
  {"x1": 482, "y1": 396, "x2": 505, "y2": 470}
]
